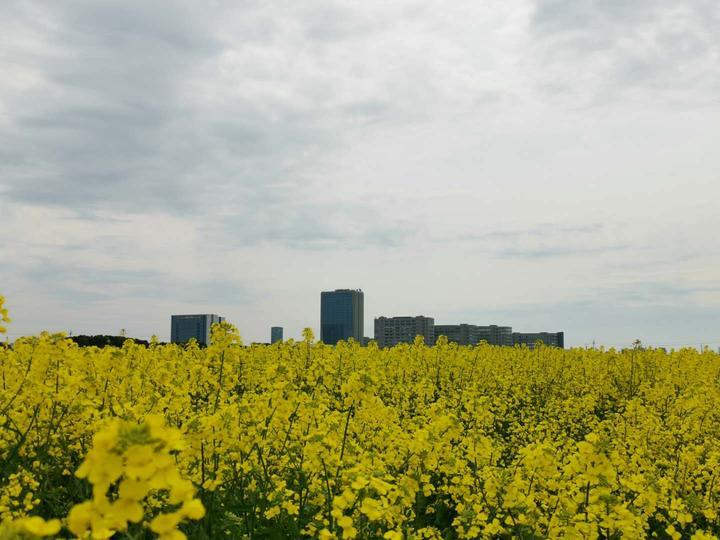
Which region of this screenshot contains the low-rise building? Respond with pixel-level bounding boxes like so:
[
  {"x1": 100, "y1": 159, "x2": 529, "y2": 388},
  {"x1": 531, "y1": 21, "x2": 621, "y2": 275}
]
[
  {"x1": 477, "y1": 325, "x2": 513, "y2": 346},
  {"x1": 375, "y1": 316, "x2": 435, "y2": 348},
  {"x1": 434, "y1": 324, "x2": 513, "y2": 346},
  {"x1": 434, "y1": 324, "x2": 476, "y2": 345},
  {"x1": 512, "y1": 331, "x2": 565, "y2": 349}
]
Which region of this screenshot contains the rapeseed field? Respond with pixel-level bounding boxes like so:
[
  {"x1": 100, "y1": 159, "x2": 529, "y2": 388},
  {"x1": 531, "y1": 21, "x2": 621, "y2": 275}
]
[{"x1": 1, "y1": 296, "x2": 718, "y2": 539}]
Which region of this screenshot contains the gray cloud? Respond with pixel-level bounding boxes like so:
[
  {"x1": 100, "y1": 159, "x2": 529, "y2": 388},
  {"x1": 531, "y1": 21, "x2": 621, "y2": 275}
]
[
  {"x1": 492, "y1": 244, "x2": 627, "y2": 260},
  {"x1": 15, "y1": 259, "x2": 253, "y2": 308},
  {"x1": 461, "y1": 222, "x2": 603, "y2": 241},
  {"x1": 0, "y1": 6, "x2": 285, "y2": 198},
  {"x1": 2, "y1": 1, "x2": 223, "y2": 211},
  {"x1": 0, "y1": 0, "x2": 429, "y2": 250},
  {"x1": 600, "y1": 281, "x2": 720, "y2": 305},
  {"x1": 429, "y1": 222, "x2": 620, "y2": 259},
  {"x1": 530, "y1": 0, "x2": 720, "y2": 106},
  {"x1": 199, "y1": 199, "x2": 419, "y2": 251}
]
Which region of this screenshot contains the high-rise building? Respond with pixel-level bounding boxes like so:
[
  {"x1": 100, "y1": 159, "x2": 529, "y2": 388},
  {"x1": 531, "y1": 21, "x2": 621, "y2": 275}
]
[
  {"x1": 512, "y1": 331, "x2": 564, "y2": 349},
  {"x1": 170, "y1": 314, "x2": 225, "y2": 346},
  {"x1": 434, "y1": 324, "x2": 513, "y2": 346},
  {"x1": 375, "y1": 316, "x2": 435, "y2": 348},
  {"x1": 320, "y1": 289, "x2": 364, "y2": 345},
  {"x1": 271, "y1": 326, "x2": 283, "y2": 344}
]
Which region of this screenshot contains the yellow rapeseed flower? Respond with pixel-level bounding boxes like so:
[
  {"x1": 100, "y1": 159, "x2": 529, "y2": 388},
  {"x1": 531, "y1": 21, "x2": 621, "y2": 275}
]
[
  {"x1": 0, "y1": 299, "x2": 718, "y2": 539},
  {"x1": 18, "y1": 516, "x2": 61, "y2": 537}
]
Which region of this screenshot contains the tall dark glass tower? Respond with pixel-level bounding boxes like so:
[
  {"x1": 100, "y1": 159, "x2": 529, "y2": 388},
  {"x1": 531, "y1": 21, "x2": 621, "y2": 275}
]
[{"x1": 320, "y1": 289, "x2": 364, "y2": 345}]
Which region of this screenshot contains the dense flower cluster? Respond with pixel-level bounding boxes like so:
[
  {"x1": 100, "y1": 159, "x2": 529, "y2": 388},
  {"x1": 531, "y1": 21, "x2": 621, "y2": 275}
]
[
  {"x1": 66, "y1": 415, "x2": 205, "y2": 539},
  {"x1": 1, "y1": 300, "x2": 719, "y2": 539}
]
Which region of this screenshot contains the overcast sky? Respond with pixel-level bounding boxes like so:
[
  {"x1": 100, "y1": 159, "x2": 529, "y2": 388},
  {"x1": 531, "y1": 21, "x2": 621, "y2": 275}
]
[{"x1": 1, "y1": 0, "x2": 719, "y2": 348}]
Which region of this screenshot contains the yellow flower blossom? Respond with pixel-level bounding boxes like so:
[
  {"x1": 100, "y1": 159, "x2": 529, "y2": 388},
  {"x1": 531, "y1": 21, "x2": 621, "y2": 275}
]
[
  {"x1": 150, "y1": 512, "x2": 183, "y2": 534},
  {"x1": 360, "y1": 497, "x2": 383, "y2": 521},
  {"x1": 18, "y1": 516, "x2": 61, "y2": 536},
  {"x1": 264, "y1": 505, "x2": 281, "y2": 519}
]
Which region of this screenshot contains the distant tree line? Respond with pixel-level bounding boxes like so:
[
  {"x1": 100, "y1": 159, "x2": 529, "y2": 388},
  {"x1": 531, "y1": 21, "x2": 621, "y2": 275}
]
[{"x1": 69, "y1": 335, "x2": 151, "y2": 348}]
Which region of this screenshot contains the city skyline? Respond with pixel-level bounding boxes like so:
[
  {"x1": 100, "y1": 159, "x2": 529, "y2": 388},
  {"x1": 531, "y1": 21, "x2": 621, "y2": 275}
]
[
  {"x1": 2, "y1": 289, "x2": 717, "y2": 350},
  {"x1": 166, "y1": 304, "x2": 566, "y2": 349},
  {"x1": 1, "y1": 1, "x2": 718, "y2": 350}
]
